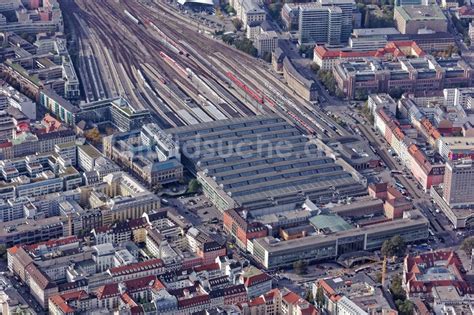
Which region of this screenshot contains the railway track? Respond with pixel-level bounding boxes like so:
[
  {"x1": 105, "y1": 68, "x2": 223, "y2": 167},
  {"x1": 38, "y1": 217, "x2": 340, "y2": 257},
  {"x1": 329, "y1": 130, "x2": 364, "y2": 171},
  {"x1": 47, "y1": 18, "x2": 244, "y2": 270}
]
[
  {"x1": 127, "y1": 0, "x2": 347, "y2": 136},
  {"x1": 70, "y1": 0, "x2": 348, "y2": 137}
]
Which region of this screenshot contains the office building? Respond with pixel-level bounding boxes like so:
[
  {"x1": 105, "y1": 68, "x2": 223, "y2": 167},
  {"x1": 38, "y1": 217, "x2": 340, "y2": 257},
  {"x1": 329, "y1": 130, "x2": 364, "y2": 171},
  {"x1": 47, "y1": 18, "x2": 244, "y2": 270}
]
[
  {"x1": 252, "y1": 209, "x2": 428, "y2": 269},
  {"x1": 314, "y1": 40, "x2": 424, "y2": 70},
  {"x1": 394, "y1": 5, "x2": 447, "y2": 34},
  {"x1": 76, "y1": 97, "x2": 151, "y2": 132},
  {"x1": 0, "y1": 216, "x2": 67, "y2": 248},
  {"x1": 298, "y1": 4, "x2": 342, "y2": 45},
  {"x1": 318, "y1": 0, "x2": 354, "y2": 43},
  {"x1": 255, "y1": 31, "x2": 278, "y2": 56},
  {"x1": 443, "y1": 159, "x2": 474, "y2": 207},
  {"x1": 0, "y1": 0, "x2": 63, "y2": 34},
  {"x1": 0, "y1": 82, "x2": 36, "y2": 120},
  {"x1": 333, "y1": 56, "x2": 474, "y2": 100},
  {"x1": 349, "y1": 27, "x2": 401, "y2": 51},
  {"x1": 438, "y1": 136, "x2": 474, "y2": 161}
]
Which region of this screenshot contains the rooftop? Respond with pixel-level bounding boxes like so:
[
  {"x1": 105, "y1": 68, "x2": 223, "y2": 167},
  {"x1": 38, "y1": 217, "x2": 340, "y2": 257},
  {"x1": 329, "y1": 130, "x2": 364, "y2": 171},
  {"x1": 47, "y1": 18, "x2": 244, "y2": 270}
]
[
  {"x1": 165, "y1": 116, "x2": 365, "y2": 211},
  {"x1": 254, "y1": 209, "x2": 428, "y2": 253},
  {"x1": 395, "y1": 5, "x2": 446, "y2": 21},
  {"x1": 309, "y1": 213, "x2": 353, "y2": 233}
]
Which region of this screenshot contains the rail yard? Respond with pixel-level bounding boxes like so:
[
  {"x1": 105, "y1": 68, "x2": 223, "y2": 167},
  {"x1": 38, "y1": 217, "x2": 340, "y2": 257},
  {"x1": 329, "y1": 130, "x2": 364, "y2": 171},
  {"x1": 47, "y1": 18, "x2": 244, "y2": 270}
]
[{"x1": 64, "y1": 0, "x2": 347, "y2": 137}]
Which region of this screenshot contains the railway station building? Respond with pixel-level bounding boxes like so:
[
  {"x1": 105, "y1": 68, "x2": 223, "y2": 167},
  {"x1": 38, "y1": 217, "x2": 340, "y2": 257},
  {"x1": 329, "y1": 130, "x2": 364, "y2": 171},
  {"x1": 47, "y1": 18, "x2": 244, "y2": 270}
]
[{"x1": 165, "y1": 116, "x2": 367, "y2": 214}]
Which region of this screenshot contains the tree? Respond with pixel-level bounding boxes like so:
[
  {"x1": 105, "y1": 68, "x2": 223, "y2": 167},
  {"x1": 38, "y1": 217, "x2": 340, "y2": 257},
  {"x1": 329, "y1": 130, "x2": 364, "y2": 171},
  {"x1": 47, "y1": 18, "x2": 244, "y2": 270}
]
[
  {"x1": 299, "y1": 45, "x2": 314, "y2": 59},
  {"x1": 262, "y1": 52, "x2": 272, "y2": 63},
  {"x1": 223, "y1": 4, "x2": 236, "y2": 14},
  {"x1": 85, "y1": 127, "x2": 101, "y2": 144},
  {"x1": 318, "y1": 70, "x2": 337, "y2": 94},
  {"x1": 293, "y1": 260, "x2": 308, "y2": 275},
  {"x1": 188, "y1": 179, "x2": 201, "y2": 193},
  {"x1": 354, "y1": 89, "x2": 368, "y2": 101},
  {"x1": 232, "y1": 18, "x2": 243, "y2": 31},
  {"x1": 315, "y1": 285, "x2": 325, "y2": 308},
  {"x1": 234, "y1": 38, "x2": 258, "y2": 57},
  {"x1": 390, "y1": 274, "x2": 406, "y2": 301},
  {"x1": 304, "y1": 289, "x2": 314, "y2": 303},
  {"x1": 396, "y1": 299, "x2": 414, "y2": 315},
  {"x1": 222, "y1": 34, "x2": 235, "y2": 45},
  {"x1": 461, "y1": 237, "x2": 474, "y2": 255},
  {"x1": 335, "y1": 88, "x2": 345, "y2": 98},
  {"x1": 268, "y1": 2, "x2": 283, "y2": 20},
  {"x1": 389, "y1": 87, "x2": 404, "y2": 99},
  {"x1": 381, "y1": 235, "x2": 407, "y2": 258},
  {"x1": 310, "y1": 62, "x2": 320, "y2": 74}
]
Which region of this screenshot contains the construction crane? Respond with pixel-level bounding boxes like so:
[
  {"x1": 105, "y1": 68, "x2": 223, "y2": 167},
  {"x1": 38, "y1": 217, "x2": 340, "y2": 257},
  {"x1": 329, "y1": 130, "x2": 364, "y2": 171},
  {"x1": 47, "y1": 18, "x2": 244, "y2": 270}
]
[{"x1": 381, "y1": 256, "x2": 387, "y2": 287}]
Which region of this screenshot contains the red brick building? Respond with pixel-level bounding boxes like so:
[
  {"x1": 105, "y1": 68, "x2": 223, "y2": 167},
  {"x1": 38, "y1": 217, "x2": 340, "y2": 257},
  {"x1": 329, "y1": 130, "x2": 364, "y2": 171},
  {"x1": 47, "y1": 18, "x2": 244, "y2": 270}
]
[
  {"x1": 404, "y1": 251, "x2": 472, "y2": 298},
  {"x1": 223, "y1": 209, "x2": 267, "y2": 250}
]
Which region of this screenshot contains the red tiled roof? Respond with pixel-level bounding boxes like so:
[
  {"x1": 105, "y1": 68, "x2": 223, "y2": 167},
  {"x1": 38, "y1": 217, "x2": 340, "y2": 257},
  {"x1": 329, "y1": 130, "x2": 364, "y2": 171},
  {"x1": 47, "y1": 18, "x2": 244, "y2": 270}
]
[
  {"x1": 124, "y1": 275, "x2": 156, "y2": 293},
  {"x1": 121, "y1": 292, "x2": 137, "y2": 307},
  {"x1": 152, "y1": 279, "x2": 166, "y2": 291},
  {"x1": 408, "y1": 144, "x2": 433, "y2": 173},
  {"x1": 421, "y1": 118, "x2": 441, "y2": 140},
  {"x1": 24, "y1": 236, "x2": 78, "y2": 252},
  {"x1": 318, "y1": 279, "x2": 337, "y2": 296},
  {"x1": 25, "y1": 264, "x2": 55, "y2": 290},
  {"x1": 315, "y1": 41, "x2": 424, "y2": 60},
  {"x1": 0, "y1": 141, "x2": 12, "y2": 148},
  {"x1": 60, "y1": 290, "x2": 89, "y2": 302},
  {"x1": 300, "y1": 304, "x2": 319, "y2": 315},
  {"x1": 7, "y1": 245, "x2": 20, "y2": 255},
  {"x1": 315, "y1": 45, "x2": 377, "y2": 59},
  {"x1": 405, "y1": 251, "x2": 471, "y2": 294},
  {"x1": 282, "y1": 291, "x2": 301, "y2": 304},
  {"x1": 42, "y1": 114, "x2": 62, "y2": 131},
  {"x1": 49, "y1": 295, "x2": 75, "y2": 314},
  {"x1": 264, "y1": 288, "x2": 280, "y2": 299},
  {"x1": 109, "y1": 258, "x2": 164, "y2": 276},
  {"x1": 458, "y1": 5, "x2": 474, "y2": 16},
  {"x1": 178, "y1": 295, "x2": 210, "y2": 309},
  {"x1": 248, "y1": 296, "x2": 265, "y2": 307},
  {"x1": 194, "y1": 262, "x2": 220, "y2": 272},
  {"x1": 96, "y1": 283, "x2": 120, "y2": 300},
  {"x1": 244, "y1": 272, "x2": 272, "y2": 287},
  {"x1": 393, "y1": 127, "x2": 405, "y2": 141}
]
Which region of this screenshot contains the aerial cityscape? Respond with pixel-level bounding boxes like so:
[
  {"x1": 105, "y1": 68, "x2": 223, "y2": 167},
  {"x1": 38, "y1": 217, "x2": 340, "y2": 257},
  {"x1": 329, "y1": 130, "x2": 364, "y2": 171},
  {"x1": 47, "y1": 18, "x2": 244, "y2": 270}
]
[{"x1": 0, "y1": 0, "x2": 472, "y2": 314}]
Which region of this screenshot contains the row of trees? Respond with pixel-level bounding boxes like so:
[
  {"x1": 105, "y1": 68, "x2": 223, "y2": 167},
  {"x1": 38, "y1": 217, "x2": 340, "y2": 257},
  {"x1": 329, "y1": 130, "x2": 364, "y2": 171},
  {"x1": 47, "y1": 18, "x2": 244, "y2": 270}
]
[
  {"x1": 357, "y1": 1, "x2": 395, "y2": 29},
  {"x1": 318, "y1": 70, "x2": 336, "y2": 94},
  {"x1": 390, "y1": 274, "x2": 414, "y2": 315}
]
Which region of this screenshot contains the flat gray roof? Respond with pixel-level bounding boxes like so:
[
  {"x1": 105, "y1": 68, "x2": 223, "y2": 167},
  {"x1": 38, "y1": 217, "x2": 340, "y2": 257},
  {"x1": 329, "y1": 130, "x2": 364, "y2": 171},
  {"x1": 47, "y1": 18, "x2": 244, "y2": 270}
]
[
  {"x1": 254, "y1": 210, "x2": 428, "y2": 253},
  {"x1": 166, "y1": 116, "x2": 366, "y2": 210}
]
